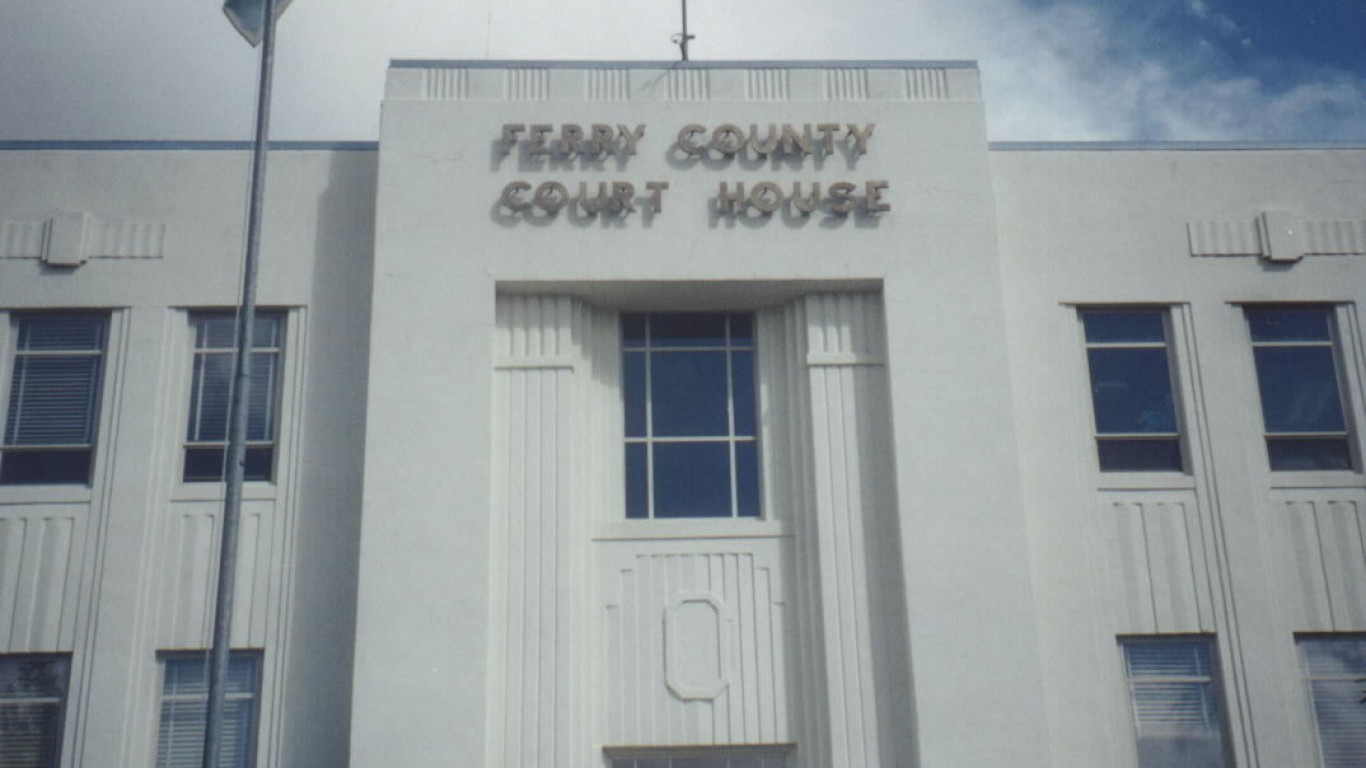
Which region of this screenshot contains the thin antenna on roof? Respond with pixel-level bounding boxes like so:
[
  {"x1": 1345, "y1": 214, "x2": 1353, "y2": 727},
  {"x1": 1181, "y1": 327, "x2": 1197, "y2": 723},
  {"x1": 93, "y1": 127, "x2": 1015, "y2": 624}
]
[{"x1": 671, "y1": 0, "x2": 695, "y2": 61}]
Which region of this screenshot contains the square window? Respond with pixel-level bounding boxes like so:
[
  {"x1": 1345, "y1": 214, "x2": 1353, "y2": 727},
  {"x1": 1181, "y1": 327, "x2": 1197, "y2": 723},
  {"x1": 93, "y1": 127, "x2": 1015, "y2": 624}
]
[
  {"x1": 183, "y1": 313, "x2": 285, "y2": 483},
  {"x1": 1081, "y1": 310, "x2": 1184, "y2": 472},
  {"x1": 1246, "y1": 307, "x2": 1354, "y2": 471},
  {"x1": 1298, "y1": 636, "x2": 1366, "y2": 768},
  {"x1": 156, "y1": 652, "x2": 261, "y2": 768},
  {"x1": 1121, "y1": 638, "x2": 1229, "y2": 768},
  {"x1": 0, "y1": 655, "x2": 71, "y2": 768},
  {"x1": 622, "y1": 313, "x2": 759, "y2": 519},
  {"x1": 1, "y1": 313, "x2": 107, "y2": 485}
]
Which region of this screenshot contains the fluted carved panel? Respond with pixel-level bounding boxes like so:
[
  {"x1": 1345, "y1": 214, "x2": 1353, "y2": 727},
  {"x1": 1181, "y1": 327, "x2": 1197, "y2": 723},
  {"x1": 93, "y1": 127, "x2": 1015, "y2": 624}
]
[
  {"x1": 1187, "y1": 219, "x2": 1262, "y2": 257},
  {"x1": 905, "y1": 68, "x2": 949, "y2": 100},
  {"x1": 424, "y1": 67, "x2": 470, "y2": 99},
  {"x1": 156, "y1": 501, "x2": 275, "y2": 648},
  {"x1": 668, "y1": 69, "x2": 710, "y2": 101},
  {"x1": 824, "y1": 69, "x2": 868, "y2": 101},
  {"x1": 506, "y1": 68, "x2": 550, "y2": 100},
  {"x1": 1280, "y1": 494, "x2": 1366, "y2": 630},
  {"x1": 1106, "y1": 494, "x2": 1214, "y2": 633},
  {"x1": 747, "y1": 69, "x2": 789, "y2": 101},
  {"x1": 0, "y1": 221, "x2": 44, "y2": 258},
  {"x1": 1301, "y1": 220, "x2": 1366, "y2": 255},
  {"x1": 489, "y1": 295, "x2": 596, "y2": 767},
  {"x1": 587, "y1": 69, "x2": 630, "y2": 101},
  {"x1": 601, "y1": 544, "x2": 791, "y2": 747},
  {"x1": 798, "y1": 292, "x2": 907, "y2": 768},
  {"x1": 0, "y1": 507, "x2": 83, "y2": 651},
  {"x1": 88, "y1": 220, "x2": 166, "y2": 258}
]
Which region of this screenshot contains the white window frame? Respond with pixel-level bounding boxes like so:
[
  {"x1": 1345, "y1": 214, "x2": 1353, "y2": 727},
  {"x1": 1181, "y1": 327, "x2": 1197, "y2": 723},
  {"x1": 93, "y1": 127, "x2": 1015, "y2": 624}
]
[
  {"x1": 1078, "y1": 307, "x2": 1187, "y2": 474},
  {"x1": 620, "y1": 311, "x2": 761, "y2": 520},
  {"x1": 154, "y1": 650, "x2": 262, "y2": 768},
  {"x1": 0, "y1": 312, "x2": 108, "y2": 486},
  {"x1": 1244, "y1": 304, "x2": 1359, "y2": 474},
  {"x1": 0, "y1": 654, "x2": 71, "y2": 768},
  {"x1": 1119, "y1": 636, "x2": 1230, "y2": 768},
  {"x1": 179, "y1": 310, "x2": 287, "y2": 485},
  {"x1": 1297, "y1": 634, "x2": 1366, "y2": 768}
]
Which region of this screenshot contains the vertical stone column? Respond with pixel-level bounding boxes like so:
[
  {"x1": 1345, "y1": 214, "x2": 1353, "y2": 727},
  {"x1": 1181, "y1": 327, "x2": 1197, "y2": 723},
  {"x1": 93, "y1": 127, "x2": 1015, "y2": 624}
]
[
  {"x1": 790, "y1": 293, "x2": 911, "y2": 768},
  {"x1": 488, "y1": 295, "x2": 598, "y2": 767}
]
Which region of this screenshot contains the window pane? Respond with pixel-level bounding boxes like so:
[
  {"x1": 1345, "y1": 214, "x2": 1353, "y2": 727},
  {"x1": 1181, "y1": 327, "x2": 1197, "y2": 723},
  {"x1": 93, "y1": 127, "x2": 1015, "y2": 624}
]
[
  {"x1": 1098, "y1": 439, "x2": 1183, "y2": 472},
  {"x1": 5, "y1": 356, "x2": 102, "y2": 445},
  {"x1": 623, "y1": 352, "x2": 646, "y2": 438},
  {"x1": 729, "y1": 313, "x2": 753, "y2": 344},
  {"x1": 183, "y1": 447, "x2": 274, "y2": 483},
  {"x1": 1300, "y1": 638, "x2": 1366, "y2": 768},
  {"x1": 187, "y1": 354, "x2": 234, "y2": 442},
  {"x1": 0, "y1": 656, "x2": 70, "y2": 768},
  {"x1": 653, "y1": 442, "x2": 731, "y2": 518},
  {"x1": 651, "y1": 351, "x2": 729, "y2": 437},
  {"x1": 650, "y1": 314, "x2": 728, "y2": 347},
  {"x1": 16, "y1": 315, "x2": 104, "y2": 351},
  {"x1": 185, "y1": 314, "x2": 284, "y2": 483},
  {"x1": 621, "y1": 314, "x2": 648, "y2": 348},
  {"x1": 625, "y1": 443, "x2": 648, "y2": 519},
  {"x1": 1088, "y1": 348, "x2": 1178, "y2": 434},
  {"x1": 736, "y1": 441, "x2": 760, "y2": 518},
  {"x1": 732, "y1": 350, "x2": 756, "y2": 437},
  {"x1": 1248, "y1": 308, "x2": 1331, "y2": 342},
  {"x1": 0, "y1": 449, "x2": 93, "y2": 485},
  {"x1": 1267, "y1": 438, "x2": 1352, "y2": 471},
  {"x1": 1123, "y1": 640, "x2": 1227, "y2": 768},
  {"x1": 1253, "y1": 347, "x2": 1346, "y2": 433},
  {"x1": 157, "y1": 655, "x2": 259, "y2": 768},
  {"x1": 1084, "y1": 311, "x2": 1166, "y2": 343}
]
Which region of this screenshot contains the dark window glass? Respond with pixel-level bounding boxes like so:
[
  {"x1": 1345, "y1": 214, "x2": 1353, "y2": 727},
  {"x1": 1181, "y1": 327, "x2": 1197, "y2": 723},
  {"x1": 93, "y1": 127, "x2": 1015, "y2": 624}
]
[
  {"x1": 1083, "y1": 311, "x2": 1166, "y2": 344},
  {"x1": 1082, "y1": 310, "x2": 1183, "y2": 472},
  {"x1": 653, "y1": 442, "x2": 732, "y2": 518},
  {"x1": 183, "y1": 313, "x2": 284, "y2": 483},
  {"x1": 651, "y1": 351, "x2": 728, "y2": 437},
  {"x1": 1247, "y1": 307, "x2": 1353, "y2": 471},
  {"x1": 1, "y1": 314, "x2": 106, "y2": 486},
  {"x1": 621, "y1": 313, "x2": 759, "y2": 518}
]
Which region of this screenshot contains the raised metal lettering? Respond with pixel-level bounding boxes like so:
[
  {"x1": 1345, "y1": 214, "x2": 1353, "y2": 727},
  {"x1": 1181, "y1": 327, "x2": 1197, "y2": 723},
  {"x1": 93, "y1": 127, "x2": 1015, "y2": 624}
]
[
  {"x1": 500, "y1": 181, "x2": 532, "y2": 211},
  {"x1": 618, "y1": 124, "x2": 646, "y2": 155},
  {"x1": 791, "y1": 182, "x2": 821, "y2": 214},
  {"x1": 846, "y1": 123, "x2": 875, "y2": 155},
  {"x1": 828, "y1": 181, "x2": 857, "y2": 214},
  {"x1": 866, "y1": 180, "x2": 890, "y2": 213},
  {"x1": 676, "y1": 124, "x2": 707, "y2": 155},
  {"x1": 500, "y1": 124, "x2": 525, "y2": 155},
  {"x1": 749, "y1": 182, "x2": 782, "y2": 214},
  {"x1": 645, "y1": 181, "x2": 669, "y2": 214},
  {"x1": 709, "y1": 124, "x2": 746, "y2": 156},
  {"x1": 533, "y1": 181, "x2": 570, "y2": 213}
]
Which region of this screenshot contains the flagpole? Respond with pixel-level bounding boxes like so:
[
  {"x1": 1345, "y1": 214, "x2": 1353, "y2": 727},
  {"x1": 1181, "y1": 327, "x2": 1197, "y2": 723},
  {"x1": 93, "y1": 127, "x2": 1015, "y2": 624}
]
[{"x1": 204, "y1": 0, "x2": 277, "y2": 764}]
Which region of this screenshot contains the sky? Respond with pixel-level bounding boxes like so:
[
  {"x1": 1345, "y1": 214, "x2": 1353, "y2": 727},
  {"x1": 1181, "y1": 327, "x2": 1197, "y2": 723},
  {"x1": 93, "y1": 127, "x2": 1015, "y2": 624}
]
[{"x1": 2, "y1": 0, "x2": 1363, "y2": 143}]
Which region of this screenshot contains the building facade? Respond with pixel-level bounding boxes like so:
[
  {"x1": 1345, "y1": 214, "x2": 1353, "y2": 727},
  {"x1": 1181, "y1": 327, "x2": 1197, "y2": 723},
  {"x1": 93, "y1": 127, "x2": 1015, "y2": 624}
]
[{"x1": 1, "y1": 61, "x2": 1364, "y2": 768}]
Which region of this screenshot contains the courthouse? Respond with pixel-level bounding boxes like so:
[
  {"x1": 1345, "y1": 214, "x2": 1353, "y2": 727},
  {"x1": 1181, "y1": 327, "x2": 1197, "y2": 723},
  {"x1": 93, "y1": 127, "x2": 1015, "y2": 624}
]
[{"x1": 2, "y1": 60, "x2": 1365, "y2": 768}]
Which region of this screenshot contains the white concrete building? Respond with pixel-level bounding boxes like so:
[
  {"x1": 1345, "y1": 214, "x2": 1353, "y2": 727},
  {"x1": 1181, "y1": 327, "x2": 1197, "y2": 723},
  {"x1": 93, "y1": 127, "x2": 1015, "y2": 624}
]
[{"x1": 1, "y1": 61, "x2": 1364, "y2": 768}]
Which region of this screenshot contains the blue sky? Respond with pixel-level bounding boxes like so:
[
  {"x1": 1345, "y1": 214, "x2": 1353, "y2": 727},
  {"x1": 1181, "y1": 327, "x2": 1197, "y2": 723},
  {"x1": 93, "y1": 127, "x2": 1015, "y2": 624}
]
[{"x1": 1, "y1": 0, "x2": 1363, "y2": 142}]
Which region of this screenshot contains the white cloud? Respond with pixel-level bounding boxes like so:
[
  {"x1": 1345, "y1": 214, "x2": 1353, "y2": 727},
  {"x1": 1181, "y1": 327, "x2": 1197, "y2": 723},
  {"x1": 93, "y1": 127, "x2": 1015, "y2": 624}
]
[{"x1": 0, "y1": 0, "x2": 1361, "y2": 142}]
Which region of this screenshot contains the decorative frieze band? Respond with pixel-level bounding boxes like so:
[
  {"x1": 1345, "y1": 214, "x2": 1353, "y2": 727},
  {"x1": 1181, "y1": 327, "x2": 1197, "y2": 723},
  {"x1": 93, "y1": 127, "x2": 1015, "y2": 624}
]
[
  {"x1": 1188, "y1": 210, "x2": 1366, "y2": 263},
  {"x1": 0, "y1": 213, "x2": 166, "y2": 266},
  {"x1": 392, "y1": 66, "x2": 973, "y2": 102}
]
